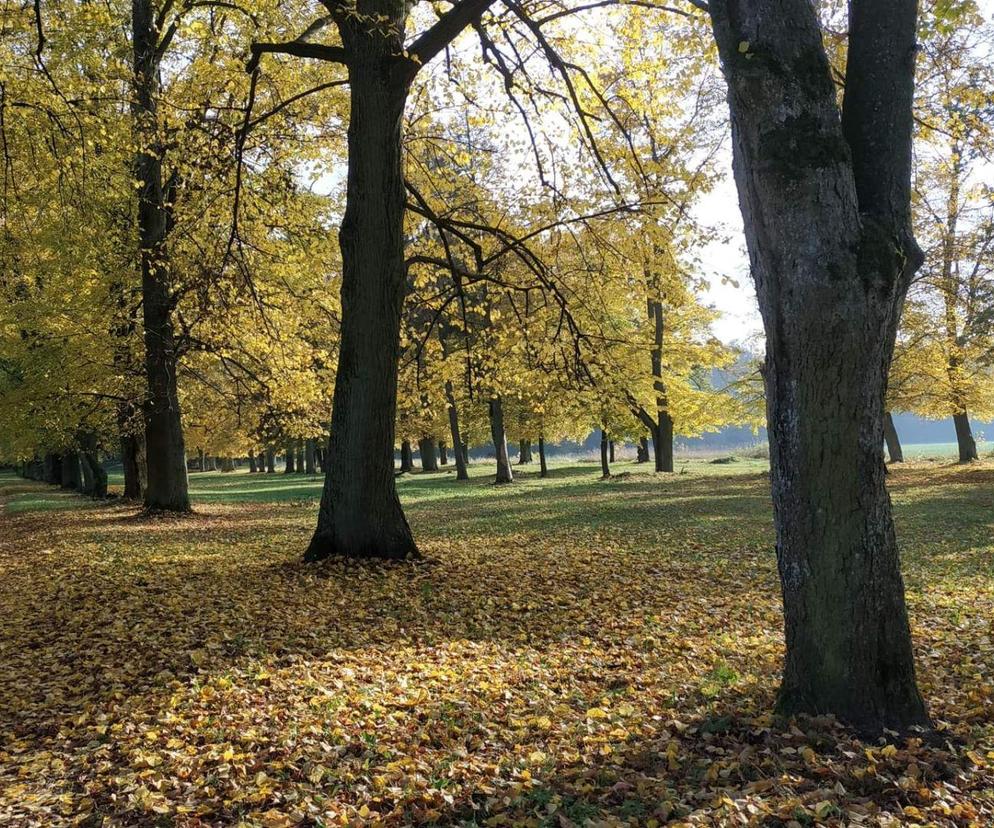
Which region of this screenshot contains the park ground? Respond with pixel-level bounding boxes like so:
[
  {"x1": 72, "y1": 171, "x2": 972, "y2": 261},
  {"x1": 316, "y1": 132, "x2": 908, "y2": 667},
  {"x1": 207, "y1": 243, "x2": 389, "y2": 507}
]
[{"x1": 0, "y1": 456, "x2": 992, "y2": 826}]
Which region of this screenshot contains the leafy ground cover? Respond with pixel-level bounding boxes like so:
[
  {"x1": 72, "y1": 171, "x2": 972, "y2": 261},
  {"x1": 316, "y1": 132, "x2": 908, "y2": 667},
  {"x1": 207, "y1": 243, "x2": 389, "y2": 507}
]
[{"x1": 0, "y1": 460, "x2": 992, "y2": 826}]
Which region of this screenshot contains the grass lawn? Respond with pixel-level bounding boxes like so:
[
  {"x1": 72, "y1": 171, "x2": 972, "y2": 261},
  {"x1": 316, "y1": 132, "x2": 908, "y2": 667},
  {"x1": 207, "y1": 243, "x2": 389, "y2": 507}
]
[{"x1": 0, "y1": 460, "x2": 992, "y2": 826}]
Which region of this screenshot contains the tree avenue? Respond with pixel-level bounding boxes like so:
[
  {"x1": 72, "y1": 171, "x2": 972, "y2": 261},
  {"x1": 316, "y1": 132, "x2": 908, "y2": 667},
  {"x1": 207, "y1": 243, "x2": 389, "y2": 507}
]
[{"x1": 2, "y1": 0, "x2": 992, "y2": 754}]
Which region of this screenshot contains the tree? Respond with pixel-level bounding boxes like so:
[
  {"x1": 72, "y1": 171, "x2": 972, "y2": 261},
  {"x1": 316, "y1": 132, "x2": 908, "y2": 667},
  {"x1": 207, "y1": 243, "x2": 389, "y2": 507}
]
[{"x1": 707, "y1": 0, "x2": 930, "y2": 730}]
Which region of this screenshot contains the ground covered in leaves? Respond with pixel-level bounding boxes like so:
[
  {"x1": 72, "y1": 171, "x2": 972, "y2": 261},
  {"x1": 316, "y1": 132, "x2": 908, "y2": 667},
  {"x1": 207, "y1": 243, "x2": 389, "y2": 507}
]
[{"x1": 1, "y1": 459, "x2": 992, "y2": 827}]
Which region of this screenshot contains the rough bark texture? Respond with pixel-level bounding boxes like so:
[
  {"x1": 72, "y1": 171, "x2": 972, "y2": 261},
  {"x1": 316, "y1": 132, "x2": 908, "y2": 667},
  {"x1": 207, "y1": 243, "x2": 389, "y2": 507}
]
[
  {"x1": 489, "y1": 398, "x2": 513, "y2": 484},
  {"x1": 295, "y1": 440, "x2": 306, "y2": 474},
  {"x1": 265, "y1": 448, "x2": 275, "y2": 474},
  {"x1": 952, "y1": 411, "x2": 978, "y2": 463},
  {"x1": 883, "y1": 412, "x2": 904, "y2": 463},
  {"x1": 304, "y1": 16, "x2": 419, "y2": 560},
  {"x1": 600, "y1": 429, "x2": 610, "y2": 478},
  {"x1": 445, "y1": 380, "x2": 469, "y2": 480},
  {"x1": 284, "y1": 441, "x2": 295, "y2": 474},
  {"x1": 538, "y1": 436, "x2": 549, "y2": 477},
  {"x1": 438, "y1": 441, "x2": 448, "y2": 466},
  {"x1": 248, "y1": 451, "x2": 258, "y2": 474},
  {"x1": 133, "y1": 0, "x2": 190, "y2": 512},
  {"x1": 608, "y1": 440, "x2": 616, "y2": 464},
  {"x1": 305, "y1": 439, "x2": 317, "y2": 474},
  {"x1": 709, "y1": 0, "x2": 929, "y2": 731}
]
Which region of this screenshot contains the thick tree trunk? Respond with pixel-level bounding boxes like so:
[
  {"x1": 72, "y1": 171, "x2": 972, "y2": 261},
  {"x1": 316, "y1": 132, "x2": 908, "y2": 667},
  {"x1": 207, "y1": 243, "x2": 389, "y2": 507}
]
[
  {"x1": 295, "y1": 439, "x2": 305, "y2": 474},
  {"x1": 651, "y1": 416, "x2": 674, "y2": 473},
  {"x1": 518, "y1": 439, "x2": 532, "y2": 464},
  {"x1": 220, "y1": 457, "x2": 235, "y2": 473},
  {"x1": 284, "y1": 441, "x2": 295, "y2": 474},
  {"x1": 78, "y1": 435, "x2": 108, "y2": 498},
  {"x1": 133, "y1": 0, "x2": 189, "y2": 512},
  {"x1": 489, "y1": 397, "x2": 513, "y2": 484},
  {"x1": 305, "y1": 439, "x2": 317, "y2": 474},
  {"x1": 248, "y1": 451, "x2": 258, "y2": 474},
  {"x1": 265, "y1": 448, "x2": 275, "y2": 474},
  {"x1": 419, "y1": 437, "x2": 439, "y2": 472},
  {"x1": 883, "y1": 412, "x2": 904, "y2": 463},
  {"x1": 42, "y1": 454, "x2": 62, "y2": 486},
  {"x1": 600, "y1": 428, "x2": 610, "y2": 478},
  {"x1": 709, "y1": 0, "x2": 929, "y2": 732},
  {"x1": 438, "y1": 441, "x2": 448, "y2": 465},
  {"x1": 637, "y1": 437, "x2": 649, "y2": 464},
  {"x1": 953, "y1": 411, "x2": 978, "y2": 462},
  {"x1": 305, "y1": 43, "x2": 417, "y2": 561},
  {"x1": 400, "y1": 440, "x2": 414, "y2": 473},
  {"x1": 538, "y1": 436, "x2": 549, "y2": 477},
  {"x1": 61, "y1": 451, "x2": 82, "y2": 490},
  {"x1": 609, "y1": 440, "x2": 616, "y2": 464}
]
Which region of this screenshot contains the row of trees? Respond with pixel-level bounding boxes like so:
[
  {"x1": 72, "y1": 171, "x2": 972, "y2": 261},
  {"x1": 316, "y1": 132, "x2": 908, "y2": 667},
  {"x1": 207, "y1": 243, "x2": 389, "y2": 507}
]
[{"x1": 1, "y1": 0, "x2": 992, "y2": 733}]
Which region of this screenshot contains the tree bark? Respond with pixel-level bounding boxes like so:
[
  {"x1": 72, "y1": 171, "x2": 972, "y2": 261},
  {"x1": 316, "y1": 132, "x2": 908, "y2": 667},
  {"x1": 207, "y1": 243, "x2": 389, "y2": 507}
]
[
  {"x1": 42, "y1": 454, "x2": 62, "y2": 486},
  {"x1": 600, "y1": 428, "x2": 610, "y2": 478},
  {"x1": 220, "y1": 456, "x2": 235, "y2": 473},
  {"x1": 445, "y1": 382, "x2": 468, "y2": 481},
  {"x1": 489, "y1": 397, "x2": 513, "y2": 484},
  {"x1": 294, "y1": 439, "x2": 305, "y2": 474},
  {"x1": 538, "y1": 436, "x2": 549, "y2": 477},
  {"x1": 609, "y1": 440, "x2": 616, "y2": 464},
  {"x1": 305, "y1": 40, "x2": 417, "y2": 562},
  {"x1": 883, "y1": 412, "x2": 904, "y2": 463},
  {"x1": 61, "y1": 451, "x2": 82, "y2": 490},
  {"x1": 518, "y1": 439, "x2": 533, "y2": 464},
  {"x1": 248, "y1": 451, "x2": 258, "y2": 474},
  {"x1": 419, "y1": 437, "x2": 439, "y2": 472},
  {"x1": 305, "y1": 439, "x2": 317, "y2": 474},
  {"x1": 265, "y1": 448, "x2": 275, "y2": 474},
  {"x1": 637, "y1": 437, "x2": 649, "y2": 464},
  {"x1": 400, "y1": 440, "x2": 414, "y2": 473},
  {"x1": 462, "y1": 442, "x2": 469, "y2": 467},
  {"x1": 709, "y1": 0, "x2": 929, "y2": 731},
  {"x1": 953, "y1": 411, "x2": 978, "y2": 462},
  {"x1": 133, "y1": 0, "x2": 190, "y2": 512}
]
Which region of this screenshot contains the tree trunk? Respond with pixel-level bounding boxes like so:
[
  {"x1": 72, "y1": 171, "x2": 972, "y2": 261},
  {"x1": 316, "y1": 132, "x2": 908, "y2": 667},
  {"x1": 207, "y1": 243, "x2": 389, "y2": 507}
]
[
  {"x1": 418, "y1": 437, "x2": 439, "y2": 472},
  {"x1": 305, "y1": 439, "x2": 317, "y2": 474},
  {"x1": 438, "y1": 441, "x2": 448, "y2": 465},
  {"x1": 600, "y1": 428, "x2": 610, "y2": 478},
  {"x1": 637, "y1": 437, "x2": 649, "y2": 463},
  {"x1": 709, "y1": 0, "x2": 929, "y2": 732},
  {"x1": 79, "y1": 434, "x2": 108, "y2": 498},
  {"x1": 538, "y1": 436, "x2": 549, "y2": 478},
  {"x1": 518, "y1": 438, "x2": 533, "y2": 464},
  {"x1": 444, "y1": 382, "x2": 469, "y2": 480},
  {"x1": 295, "y1": 439, "x2": 305, "y2": 474},
  {"x1": 61, "y1": 451, "x2": 82, "y2": 490},
  {"x1": 400, "y1": 440, "x2": 414, "y2": 473},
  {"x1": 489, "y1": 397, "x2": 513, "y2": 484},
  {"x1": 248, "y1": 451, "x2": 258, "y2": 474},
  {"x1": 265, "y1": 448, "x2": 275, "y2": 474},
  {"x1": 609, "y1": 440, "x2": 616, "y2": 463},
  {"x1": 462, "y1": 443, "x2": 469, "y2": 465},
  {"x1": 883, "y1": 412, "x2": 904, "y2": 463},
  {"x1": 953, "y1": 411, "x2": 978, "y2": 462},
  {"x1": 220, "y1": 456, "x2": 235, "y2": 473},
  {"x1": 42, "y1": 454, "x2": 62, "y2": 486},
  {"x1": 284, "y1": 441, "x2": 295, "y2": 474},
  {"x1": 133, "y1": 0, "x2": 189, "y2": 512},
  {"x1": 196, "y1": 447, "x2": 205, "y2": 472},
  {"x1": 305, "y1": 45, "x2": 417, "y2": 562},
  {"x1": 121, "y1": 430, "x2": 146, "y2": 499}
]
